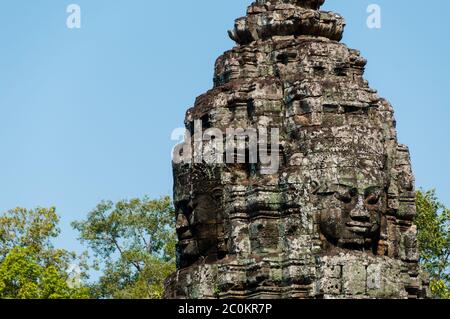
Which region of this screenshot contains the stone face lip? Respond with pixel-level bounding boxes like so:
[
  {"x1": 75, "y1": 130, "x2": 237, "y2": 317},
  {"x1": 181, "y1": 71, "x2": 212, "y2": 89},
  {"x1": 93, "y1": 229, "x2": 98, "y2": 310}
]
[
  {"x1": 228, "y1": 0, "x2": 344, "y2": 45},
  {"x1": 165, "y1": 0, "x2": 430, "y2": 299}
]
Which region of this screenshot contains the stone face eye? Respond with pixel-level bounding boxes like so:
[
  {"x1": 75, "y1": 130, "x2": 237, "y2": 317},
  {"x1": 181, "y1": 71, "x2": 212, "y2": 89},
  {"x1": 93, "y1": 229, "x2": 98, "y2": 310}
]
[
  {"x1": 339, "y1": 194, "x2": 352, "y2": 204},
  {"x1": 365, "y1": 193, "x2": 380, "y2": 205},
  {"x1": 364, "y1": 187, "x2": 381, "y2": 205},
  {"x1": 212, "y1": 188, "x2": 223, "y2": 201},
  {"x1": 336, "y1": 191, "x2": 353, "y2": 204}
]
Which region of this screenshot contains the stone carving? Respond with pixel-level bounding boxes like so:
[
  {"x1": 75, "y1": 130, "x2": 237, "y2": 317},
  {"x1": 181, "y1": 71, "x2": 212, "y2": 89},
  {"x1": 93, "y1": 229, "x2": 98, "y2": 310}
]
[{"x1": 165, "y1": 0, "x2": 429, "y2": 299}]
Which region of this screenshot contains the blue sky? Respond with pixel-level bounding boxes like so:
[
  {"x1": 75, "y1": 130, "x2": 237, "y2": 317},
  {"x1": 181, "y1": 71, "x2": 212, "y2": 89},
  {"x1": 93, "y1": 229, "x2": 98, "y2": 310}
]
[{"x1": 0, "y1": 0, "x2": 449, "y2": 256}]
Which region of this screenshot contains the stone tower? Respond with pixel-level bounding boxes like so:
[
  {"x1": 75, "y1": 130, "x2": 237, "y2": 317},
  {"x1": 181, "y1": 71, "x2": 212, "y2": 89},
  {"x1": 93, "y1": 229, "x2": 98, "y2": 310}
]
[{"x1": 165, "y1": 0, "x2": 429, "y2": 299}]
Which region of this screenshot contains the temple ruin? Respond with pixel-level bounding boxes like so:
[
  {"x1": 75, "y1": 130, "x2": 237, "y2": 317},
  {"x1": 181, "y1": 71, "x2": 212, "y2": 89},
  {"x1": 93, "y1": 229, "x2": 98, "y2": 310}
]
[{"x1": 165, "y1": 0, "x2": 429, "y2": 299}]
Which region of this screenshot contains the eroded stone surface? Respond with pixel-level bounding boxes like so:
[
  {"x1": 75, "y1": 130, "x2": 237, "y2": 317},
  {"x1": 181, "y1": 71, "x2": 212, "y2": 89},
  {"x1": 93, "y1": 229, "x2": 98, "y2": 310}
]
[{"x1": 165, "y1": 0, "x2": 429, "y2": 299}]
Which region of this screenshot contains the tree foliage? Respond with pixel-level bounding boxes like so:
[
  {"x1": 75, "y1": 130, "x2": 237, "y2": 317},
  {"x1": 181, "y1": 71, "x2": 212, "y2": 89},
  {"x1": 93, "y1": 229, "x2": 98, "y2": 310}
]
[
  {"x1": 415, "y1": 190, "x2": 450, "y2": 299},
  {"x1": 0, "y1": 207, "x2": 89, "y2": 299},
  {"x1": 72, "y1": 196, "x2": 176, "y2": 299}
]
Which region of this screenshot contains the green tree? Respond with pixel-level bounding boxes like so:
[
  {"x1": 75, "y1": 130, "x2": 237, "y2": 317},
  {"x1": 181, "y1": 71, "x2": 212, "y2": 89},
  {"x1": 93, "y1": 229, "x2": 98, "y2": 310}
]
[
  {"x1": 0, "y1": 207, "x2": 90, "y2": 299},
  {"x1": 72, "y1": 196, "x2": 176, "y2": 299},
  {"x1": 415, "y1": 190, "x2": 450, "y2": 299}
]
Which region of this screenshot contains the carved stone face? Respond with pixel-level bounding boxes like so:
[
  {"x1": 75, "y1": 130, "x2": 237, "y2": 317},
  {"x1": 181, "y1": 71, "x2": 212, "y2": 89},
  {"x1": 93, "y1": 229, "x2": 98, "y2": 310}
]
[
  {"x1": 175, "y1": 189, "x2": 224, "y2": 268},
  {"x1": 318, "y1": 183, "x2": 383, "y2": 248},
  {"x1": 302, "y1": 125, "x2": 387, "y2": 250},
  {"x1": 175, "y1": 201, "x2": 198, "y2": 268}
]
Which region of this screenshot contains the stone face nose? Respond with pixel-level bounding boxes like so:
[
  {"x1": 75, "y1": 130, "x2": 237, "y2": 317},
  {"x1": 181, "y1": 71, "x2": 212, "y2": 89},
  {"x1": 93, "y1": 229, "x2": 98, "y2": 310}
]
[
  {"x1": 176, "y1": 213, "x2": 189, "y2": 230},
  {"x1": 350, "y1": 197, "x2": 371, "y2": 222}
]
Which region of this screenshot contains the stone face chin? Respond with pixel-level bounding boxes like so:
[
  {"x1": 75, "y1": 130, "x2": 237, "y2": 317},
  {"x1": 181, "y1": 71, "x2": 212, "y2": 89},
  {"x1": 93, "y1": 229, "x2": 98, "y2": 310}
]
[{"x1": 165, "y1": 0, "x2": 430, "y2": 299}]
